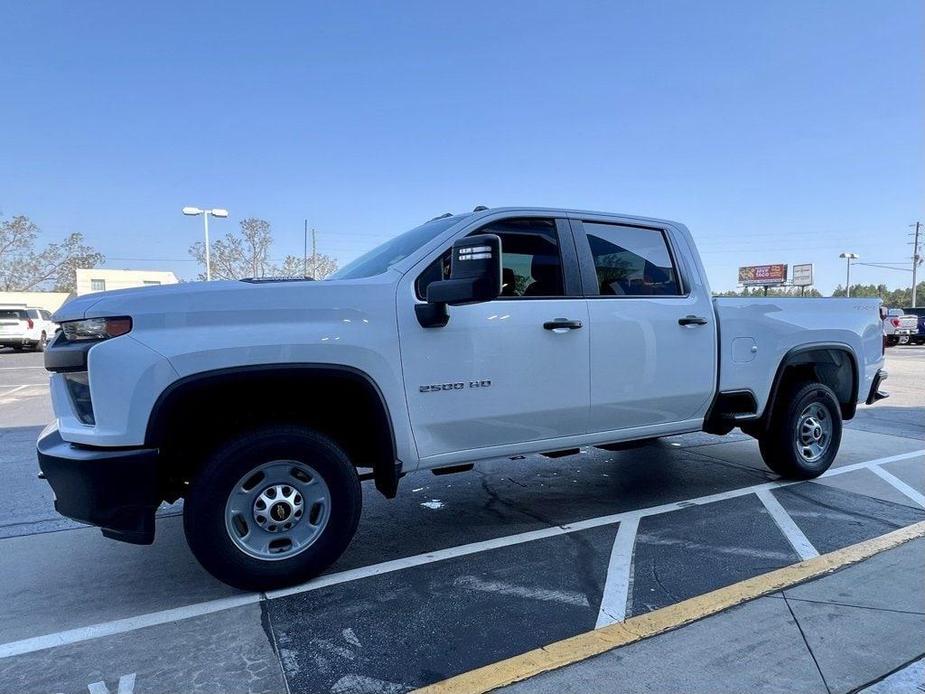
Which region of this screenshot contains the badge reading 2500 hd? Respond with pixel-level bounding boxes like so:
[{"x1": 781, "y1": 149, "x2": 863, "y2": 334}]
[{"x1": 419, "y1": 380, "x2": 492, "y2": 393}]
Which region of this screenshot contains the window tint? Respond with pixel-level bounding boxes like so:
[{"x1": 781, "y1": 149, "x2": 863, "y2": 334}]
[
  {"x1": 0, "y1": 310, "x2": 27, "y2": 320},
  {"x1": 416, "y1": 218, "x2": 565, "y2": 299},
  {"x1": 40, "y1": 310, "x2": 51, "y2": 320},
  {"x1": 28, "y1": 309, "x2": 40, "y2": 318},
  {"x1": 583, "y1": 223, "x2": 681, "y2": 296}
]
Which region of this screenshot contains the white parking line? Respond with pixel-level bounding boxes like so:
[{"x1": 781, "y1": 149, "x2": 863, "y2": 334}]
[
  {"x1": 0, "y1": 449, "x2": 921, "y2": 660},
  {"x1": 0, "y1": 385, "x2": 28, "y2": 398},
  {"x1": 595, "y1": 516, "x2": 639, "y2": 627},
  {"x1": 755, "y1": 488, "x2": 819, "y2": 560},
  {"x1": 0, "y1": 594, "x2": 260, "y2": 660},
  {"x1": 868, "y1": 465, "x2": 925, "y2": 508}
]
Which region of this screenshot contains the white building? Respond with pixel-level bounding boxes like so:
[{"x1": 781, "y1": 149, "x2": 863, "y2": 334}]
[
  {"x1": 0, "y1": 291, "x2": 72, "y2": 313},
  {"x1": 75, "y1": 268, "x2": 179, "y2": 296}
]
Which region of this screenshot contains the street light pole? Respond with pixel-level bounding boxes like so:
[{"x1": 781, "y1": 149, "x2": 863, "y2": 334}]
[
  {"x1": 839, "y1": 252, "x2": 859, "y2": 297},
  {"x1": 183, "y1": 207, "x2": 229, "y2": 281},
  {"x1": 203, "y1": 212, "x2": 211, "y2": 282}
]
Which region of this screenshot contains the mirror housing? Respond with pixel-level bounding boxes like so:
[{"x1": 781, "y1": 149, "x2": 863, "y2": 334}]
[
  {"x1": 416, "y1": 234, "x2": 503, "y2": 328},
  {"x1": 428, "y1": 234, "x2": 502, "y2": 306}
]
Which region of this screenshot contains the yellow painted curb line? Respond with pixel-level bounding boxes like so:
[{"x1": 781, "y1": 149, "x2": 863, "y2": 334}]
[{"x1": 415, "y1": 520, "x2": 925, "y2": 694}]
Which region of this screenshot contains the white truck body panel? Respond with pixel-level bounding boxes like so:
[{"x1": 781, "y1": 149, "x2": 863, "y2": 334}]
[{"x1": 714, "y1": 297, "x2": 883, "y2": 418}]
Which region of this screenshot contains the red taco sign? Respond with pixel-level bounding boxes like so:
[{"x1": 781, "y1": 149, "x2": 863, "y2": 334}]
[{"x1": 738, "y1": 264, "x2": 788, "y2": 286}]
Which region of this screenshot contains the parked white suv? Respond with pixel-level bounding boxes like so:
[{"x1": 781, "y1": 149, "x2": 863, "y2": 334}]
[
  {"x1": 37, "y1": 207, "x2": 888, "y2": 589},
  {"x1": 0, "y1": 306, "x2": 57, "y2": 352}
]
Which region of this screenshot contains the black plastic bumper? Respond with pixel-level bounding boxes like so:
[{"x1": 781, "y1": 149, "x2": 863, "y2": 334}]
[
  {"x1": 36, "y1": 426, "x2": 160, "y2": 544},
  {"x1": 866, "y1": 369, "x2": 889, "y2": 405}
]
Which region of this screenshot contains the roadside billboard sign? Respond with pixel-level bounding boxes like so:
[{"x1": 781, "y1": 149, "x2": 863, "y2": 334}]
[
  {"x1": 738, "y1": 264, "x2": 788, "y2": 286},
  {"x1": 792, "y1": 263, "x2": 814, "y2": 287}
]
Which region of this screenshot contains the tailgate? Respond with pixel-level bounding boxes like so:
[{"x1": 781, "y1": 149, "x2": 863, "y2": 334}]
[{"x1": 0, "y1": 319, "x2": 26, "y2": 335}]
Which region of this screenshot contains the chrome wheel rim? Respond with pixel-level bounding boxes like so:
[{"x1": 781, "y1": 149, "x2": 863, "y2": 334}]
[
  {"x1": 795, "y1": 402, "x2": 831, "y2": 463},
  {"x1": 224, "y1": 460, "x2": 331, "y2": 561}
]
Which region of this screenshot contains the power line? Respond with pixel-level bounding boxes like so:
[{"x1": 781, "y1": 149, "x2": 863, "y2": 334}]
[{"x1": 856, "y1": 262, "x2": 912, "y2": 272}]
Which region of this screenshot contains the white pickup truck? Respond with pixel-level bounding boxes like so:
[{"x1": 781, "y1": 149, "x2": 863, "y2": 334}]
[
  {"x1": 882, "y1": 308, "x2": 918, "y2": 347},
  {"x1": 37, "y1": 207, "x2": 888, "y2": 589}
]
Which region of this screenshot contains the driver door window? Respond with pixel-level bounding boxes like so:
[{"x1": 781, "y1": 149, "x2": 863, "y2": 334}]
[{"x1": 416, "y1": 218, "x2": 565, "y2": 299}]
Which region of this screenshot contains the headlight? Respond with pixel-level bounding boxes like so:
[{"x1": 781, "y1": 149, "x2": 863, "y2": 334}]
[
  {"x1": 63, "y1": 372, "x2": 95, "y2": 424},
  {"x1": 61, "y1": 317, "x2": 132, "y2": 341}
]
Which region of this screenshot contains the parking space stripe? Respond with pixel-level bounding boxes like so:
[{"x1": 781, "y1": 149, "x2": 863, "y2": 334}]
[
  {"x1": 414, "y1": 521, "x2": 925, "y2": 694},
  {"x1": 868, "y1": 466, "x2": 925, "y2": 508},
  {"x1": 0, "y1": 449, "x2": 920, "y2": 660},
  {"x1": 594, "y1": 517, "x2": 639, "y2": 628},
  {"x1": 755, "y1": 489, "x2": 819, "y2": 560},
  {"x1": 0, "y1": 594, "x2": 260, "y2": 660},
  {"x1": 0, "y1": 385, "x2": 28, "y2": 398}
]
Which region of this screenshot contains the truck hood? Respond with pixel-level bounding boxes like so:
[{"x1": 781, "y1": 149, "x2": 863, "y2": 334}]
[{"x1": 52, "y1": 275, "x2": 398, "y2": 323}]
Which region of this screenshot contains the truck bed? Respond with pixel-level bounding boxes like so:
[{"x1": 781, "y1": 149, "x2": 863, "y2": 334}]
[{"x1": 713, "y1": 297, "x2": 883, "y2": 417}]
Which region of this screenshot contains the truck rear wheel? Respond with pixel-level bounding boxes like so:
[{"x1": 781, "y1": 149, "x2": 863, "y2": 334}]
[
  {"x1": 184, "y1": 426, "x2": 362, "y2": 591},
  {"x1": 758, "y1": 382, "x2": 842, "y2": 479}
]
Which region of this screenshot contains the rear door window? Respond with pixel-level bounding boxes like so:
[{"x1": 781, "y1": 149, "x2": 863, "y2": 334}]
[{"x1": 581, "y1": 222, "x2": 682, "y2": 296}]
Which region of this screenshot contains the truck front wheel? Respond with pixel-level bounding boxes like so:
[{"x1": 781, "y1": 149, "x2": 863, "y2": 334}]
[
  {"x1": 184, "y1": 426, "x2": 362, "y2": 591},
  {"x1": 758, "y1": 382, "x2": 842, "y2": 479}
]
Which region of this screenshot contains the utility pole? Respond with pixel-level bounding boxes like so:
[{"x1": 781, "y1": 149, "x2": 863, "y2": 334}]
[{"x1": 911, "y1": 222, "x2": 922, "y2": 308}]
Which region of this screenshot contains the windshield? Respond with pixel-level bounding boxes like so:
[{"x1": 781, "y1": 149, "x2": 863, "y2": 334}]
[{"x1": 328, "y1": 217, "x2": 463, "y2": 280}]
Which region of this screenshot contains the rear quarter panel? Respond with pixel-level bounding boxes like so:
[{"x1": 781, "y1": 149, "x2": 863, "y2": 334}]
[{"x1": 713, "y1": 297, "x2": 883, "y2": 416}]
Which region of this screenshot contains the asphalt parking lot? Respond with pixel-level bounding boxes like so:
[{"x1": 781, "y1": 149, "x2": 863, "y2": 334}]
[{"x1": 0, "y1": 346, "x2": 923, "y2": 694}]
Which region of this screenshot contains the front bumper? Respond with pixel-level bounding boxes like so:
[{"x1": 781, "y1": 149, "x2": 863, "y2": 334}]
[{"x1": 36, "y1": 424, "x2": 160, "y2": 544}]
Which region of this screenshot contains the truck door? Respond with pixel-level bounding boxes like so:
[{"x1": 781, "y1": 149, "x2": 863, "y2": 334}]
[
  {"x1": 570, "y1": 218, "x2": 717, "y2": 434},
  {"x1": 397, "y1": 215, "x2": 590, "y2": 464}
]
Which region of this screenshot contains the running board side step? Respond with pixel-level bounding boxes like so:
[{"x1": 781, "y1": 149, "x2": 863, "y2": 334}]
[
  {"x1": 541, "y1": 448, "x2": 580, "y2": 459},
  {"x1": 594, "y1": 438, "x2": 657, "y2": 452},
  {"x1": 432, "y1": 463, "x2": 475, "y2": 476}
]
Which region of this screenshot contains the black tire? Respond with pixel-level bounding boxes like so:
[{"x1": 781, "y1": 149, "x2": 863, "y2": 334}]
[
  {"x1": 758, "y1": 382, "x2": 842, "y2": 479},
  {"x1": 33, "y1": 332, "x2": 47, "y2": 352},
  {"x1": 184, "y1": 425, "x2": 362, "y2": 591}
]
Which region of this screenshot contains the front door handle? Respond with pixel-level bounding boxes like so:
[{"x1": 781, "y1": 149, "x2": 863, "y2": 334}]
[
  {"x1": 544, "y1": 318, "x2": 583, "y2": 331},
  {"x1": 678, "y1": 315, "x2": 708, "y2": 326}
]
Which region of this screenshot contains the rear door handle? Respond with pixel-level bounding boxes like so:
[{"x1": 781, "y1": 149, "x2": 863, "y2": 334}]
[
  {"x1": 678, "y1": 315, "x2": 708, "y2": 326},
  {"x1": 544, "y1": 318, "x2": 583, "y2": 331}
]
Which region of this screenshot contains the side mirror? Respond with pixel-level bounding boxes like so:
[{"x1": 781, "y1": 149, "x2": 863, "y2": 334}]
[{"x1": 416, "y1": 234, "x2": 502, "y2": 328}]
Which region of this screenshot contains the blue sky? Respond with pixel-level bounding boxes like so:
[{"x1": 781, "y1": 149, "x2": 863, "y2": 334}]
[{"x1": 1, "y1": 1, "x2": 922, "y2": 293}]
